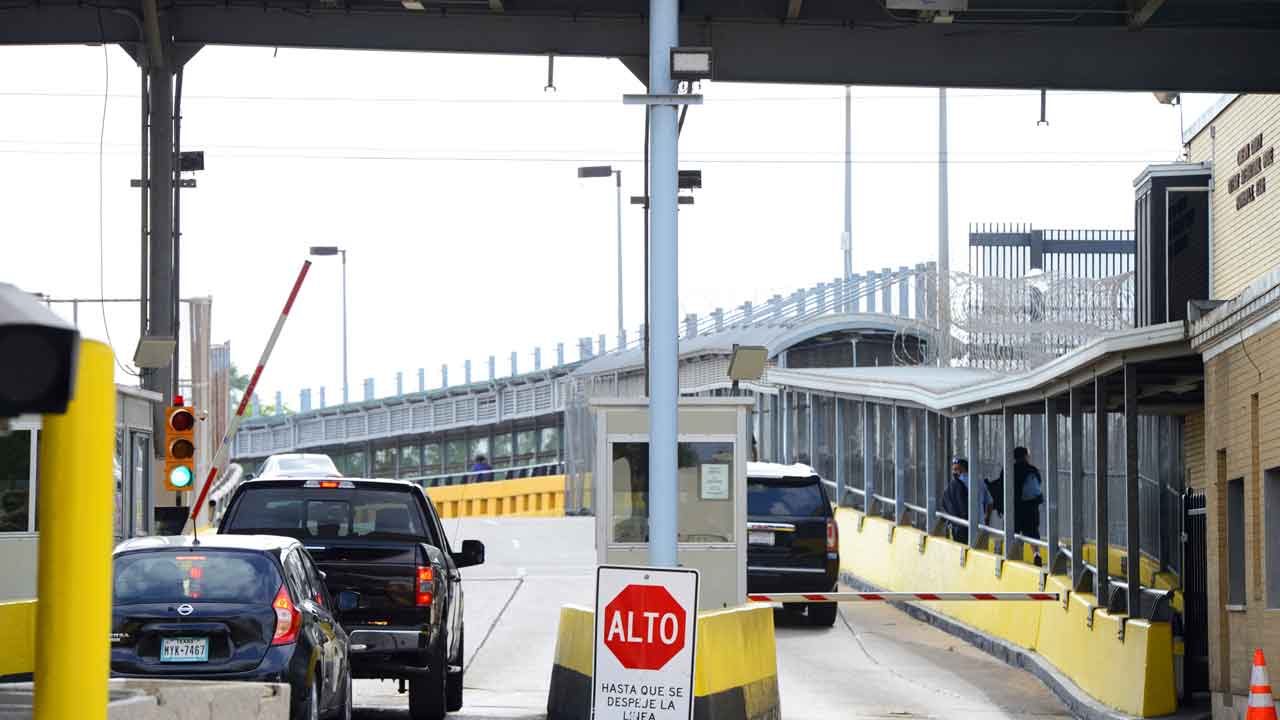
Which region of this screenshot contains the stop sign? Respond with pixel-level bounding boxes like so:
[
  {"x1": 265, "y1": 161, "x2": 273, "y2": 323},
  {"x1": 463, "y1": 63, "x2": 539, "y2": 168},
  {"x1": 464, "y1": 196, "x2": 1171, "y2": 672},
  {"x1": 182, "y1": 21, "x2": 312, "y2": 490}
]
[{"x1": 602, "y1": 584, "x2": 687, "y2": 670}]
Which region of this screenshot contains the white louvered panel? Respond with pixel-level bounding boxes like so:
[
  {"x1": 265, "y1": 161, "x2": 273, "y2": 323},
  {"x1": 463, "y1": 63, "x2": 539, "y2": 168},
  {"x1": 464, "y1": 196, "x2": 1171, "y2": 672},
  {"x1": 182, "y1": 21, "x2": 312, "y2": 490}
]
[
  {"x1": 516, "y1": 387, "x2": 534, "y2": 415},
  {"x1": 477, "y1": 395, "x2": 497, "y2": 422},
  {"x1": 272, "y1": 428, "x2": 291, "y2": 450},
  {"x1": 534, "y1": 383, "x2": 552, "y2": 412},
  {"x1": 324, "y1": 417, "x2": 343, "y2": 442},
  {"x1": 345, "y1": 414, "x2": 366, "y2": 438},
  {"x1": 455, "y1": 398, "x2": 475, "y2": 424},
  {"x1": 369, "y1": 409, "x2": 390, "y2": 436},
  {"x1": 434, "y1": 403, "x2": 453, "y2": 427},
  {"x1": 299, "y1": 419, "x2": 323, "y2": 446},
  {"x1": 412, "y1": 403, "x2": 431, "y2": 430},
  {"x1": 502, "y1": 390, "x2": 516, "y2": 416},
  {"x1": 389, "y1": 406, "x2": 411, "y2": 433},
  {"x1": 251, "y1": 431, "x2": 270, "y2": 454}
]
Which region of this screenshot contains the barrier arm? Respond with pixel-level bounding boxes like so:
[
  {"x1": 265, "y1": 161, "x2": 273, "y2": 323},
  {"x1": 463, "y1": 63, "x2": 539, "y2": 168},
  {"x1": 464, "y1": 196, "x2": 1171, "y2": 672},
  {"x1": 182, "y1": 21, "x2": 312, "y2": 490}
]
[
  {"x1": 187, "y1": 260, "x2": 311, "y2": 531},
  {"x1": 747, "y1": 592, "x2": 1060, "y2": 602}
]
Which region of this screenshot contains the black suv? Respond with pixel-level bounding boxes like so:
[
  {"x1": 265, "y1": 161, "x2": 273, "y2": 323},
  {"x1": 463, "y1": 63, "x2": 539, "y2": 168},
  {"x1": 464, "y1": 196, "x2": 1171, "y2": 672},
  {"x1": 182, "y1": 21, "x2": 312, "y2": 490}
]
[
  {"x1": 746, "y1": 462, "x2": 840, "y2": 626},
  {"x1": 219, "y1": 478, "x2": 484, "y2": 720}
]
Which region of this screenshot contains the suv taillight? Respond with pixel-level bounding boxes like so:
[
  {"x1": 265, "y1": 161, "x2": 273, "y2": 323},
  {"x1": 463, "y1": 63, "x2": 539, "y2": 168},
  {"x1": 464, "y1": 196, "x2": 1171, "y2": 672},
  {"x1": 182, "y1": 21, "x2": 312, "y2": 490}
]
[
  {"x1": 416, "y1": 566, "x2": 435, "y2": 606},
  {"x1": 271, "y1": 583, "x2": 300, "y2": 645},
  {"x1": 826, "y1": 518, "x2": 838, "y2": 553}
]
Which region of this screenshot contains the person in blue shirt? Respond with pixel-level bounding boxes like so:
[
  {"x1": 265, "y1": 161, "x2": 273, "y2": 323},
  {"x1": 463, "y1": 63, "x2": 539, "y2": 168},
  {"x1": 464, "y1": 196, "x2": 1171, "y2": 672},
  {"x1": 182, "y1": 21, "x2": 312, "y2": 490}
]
[
  {"x1": 940, "y1": 458, "x2": 993, "y2": 543},
  {"x1": 470, "y1": 454, "x2": 493, "y2": 482}
]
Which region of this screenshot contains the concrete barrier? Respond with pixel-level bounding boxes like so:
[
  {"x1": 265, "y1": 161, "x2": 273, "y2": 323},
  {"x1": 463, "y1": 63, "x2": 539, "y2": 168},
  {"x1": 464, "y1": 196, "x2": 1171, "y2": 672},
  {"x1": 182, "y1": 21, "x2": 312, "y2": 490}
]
[
  {"x1": 0, "y1": 679, "x2": 289, "y2": 720},
  {"x1": 0, "y1": 601, "x2": 35, "y2": 679},
  {"x1": 837, "y1": 508, "x2": 1177, "y2": 718},
  {"x1": 547, "y1": 604, "x2": 780, "y2": 720},
  {"x1": 426, "y1": 475, "x2": 565, "y2": 519}
]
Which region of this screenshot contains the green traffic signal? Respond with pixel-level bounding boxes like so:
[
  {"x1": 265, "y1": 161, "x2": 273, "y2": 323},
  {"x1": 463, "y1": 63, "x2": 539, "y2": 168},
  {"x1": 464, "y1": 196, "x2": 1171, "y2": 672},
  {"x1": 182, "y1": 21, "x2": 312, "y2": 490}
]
[{"x1": 169, "y1": 465, "x2": 193, "y2": 489}]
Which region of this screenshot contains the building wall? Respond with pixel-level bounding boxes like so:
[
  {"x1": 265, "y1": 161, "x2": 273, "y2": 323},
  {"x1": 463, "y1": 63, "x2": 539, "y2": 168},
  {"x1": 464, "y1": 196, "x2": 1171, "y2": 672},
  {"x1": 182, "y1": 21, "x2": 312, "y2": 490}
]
[
  {"x1": 1202, "y1": 320, "x2": 1280, "y2": 715},
  {"x1": 1185, "y1": 94, "x2": 1280, "y2": 301},
  {"x1": 1186, "y1": 411, "x2": 1206, "y2": 490}
]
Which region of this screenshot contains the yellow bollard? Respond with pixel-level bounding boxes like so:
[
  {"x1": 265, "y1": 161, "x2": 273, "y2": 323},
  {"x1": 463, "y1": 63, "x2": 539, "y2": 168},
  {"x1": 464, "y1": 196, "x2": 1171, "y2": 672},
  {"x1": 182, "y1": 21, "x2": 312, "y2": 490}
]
[{"x1": 34, "y1": 339, "x2": 115, "y2": 720}]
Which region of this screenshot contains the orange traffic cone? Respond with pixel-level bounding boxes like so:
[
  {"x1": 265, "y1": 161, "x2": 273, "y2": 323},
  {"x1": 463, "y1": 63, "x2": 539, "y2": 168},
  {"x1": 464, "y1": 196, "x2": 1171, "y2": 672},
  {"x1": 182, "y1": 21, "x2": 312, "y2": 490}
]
[{"x1": 1248, "y1": 649, "x2": 1279, "y2": 720}]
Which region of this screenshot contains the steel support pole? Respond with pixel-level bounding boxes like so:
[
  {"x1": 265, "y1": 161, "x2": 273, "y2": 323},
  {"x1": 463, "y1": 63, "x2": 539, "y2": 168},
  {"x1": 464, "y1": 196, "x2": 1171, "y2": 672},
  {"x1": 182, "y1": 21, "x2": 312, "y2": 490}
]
[
  {"x1": 1045, "y1": 397, "x2": 1060, "y2": 571},
  {"x1": 863, "y1": 402, "x2": 875, "y2": 517},
  {"x1": 1003, "y1": 407, "x2": 1017, "y2": 560},
  {"x1": 842, "y1": 86, "x2": 852, "y2": 295},
  {"x1": 926, "y1": 411, "x2": 939, "y2": 535},
  {"x1": 894, "y1": 406, "x2": 907, "y2": 524},
  {"x1": 835, "y1": 399, "x2": 846, "y2": 508},
  {"x1": 1124, "y1": 365, "x2": 1140, "y2": 615},
  {"x1": 937, "y1": 88, "x2": 951, "y2": 366},
  {"x1": 341, "y1": 250, "x2": 349, "y2": 405},
  {"x1": 1071, "y1": 385, "x2": 1087, "y2": 590},
  {"x1": 145, "y1": 61, "x2": 174, "y2": 417},
  {"x1": 1095, "y1": 376, "x2": 1110, "y2": 600},
  {"x1": 968, "y1": 413, "x2": 981, "y2": 549},
  {"x1": 34, "y1": 340, "x2": 115, "y2": 720},
  {"x1": 646, "y1": 0, "x2": 679, "y2": 568},
  {"x1": 615, "y1": 169, "x2": 625, "y2": 348}
]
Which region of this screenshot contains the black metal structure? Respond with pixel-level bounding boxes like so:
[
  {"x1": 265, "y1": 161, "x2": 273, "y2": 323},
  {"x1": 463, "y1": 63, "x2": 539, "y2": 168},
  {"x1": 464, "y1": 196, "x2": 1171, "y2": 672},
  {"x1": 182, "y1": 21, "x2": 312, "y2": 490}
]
[
  {"x1": 1182, "y1": 488, "x2": 1209, "y2": 696},
  {"x1": 5, "y1": 2, "x2": 1280, "y2": 92},
  {"x1": 969, "y1": 224, "x2": 1136, "y2": 279},
  {"x1": 1135, "y1": 164, "x2": 1212, "y2": 327}
]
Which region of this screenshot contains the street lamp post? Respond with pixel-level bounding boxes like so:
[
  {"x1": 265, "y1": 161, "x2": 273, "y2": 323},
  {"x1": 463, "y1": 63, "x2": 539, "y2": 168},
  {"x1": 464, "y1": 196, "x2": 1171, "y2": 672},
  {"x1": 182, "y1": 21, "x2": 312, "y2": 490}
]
[
  {"x1": 309, "y1": 246, "x2": 349, "y2": 404},
  {"x1": 578, "y1": 165, "x2": 625, "y2": 348}
]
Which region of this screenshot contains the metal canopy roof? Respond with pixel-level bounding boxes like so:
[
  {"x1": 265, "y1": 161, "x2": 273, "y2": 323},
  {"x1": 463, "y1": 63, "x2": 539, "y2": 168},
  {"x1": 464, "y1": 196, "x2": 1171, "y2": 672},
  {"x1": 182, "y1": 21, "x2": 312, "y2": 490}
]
[{"x1": 5, "y1": 1, "x2": 1280, "y2": 92}]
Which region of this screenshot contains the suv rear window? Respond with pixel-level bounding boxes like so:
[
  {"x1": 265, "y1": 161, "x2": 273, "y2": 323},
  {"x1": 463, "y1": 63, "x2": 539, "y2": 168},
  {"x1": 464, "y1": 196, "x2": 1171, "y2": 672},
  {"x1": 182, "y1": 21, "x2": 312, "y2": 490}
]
[
  {"x1": 226, "y1": 487, "x2": 436, "y2": 544},
  {"x1": 748, "y1": 477, "x2": 828, "y2": 517},
  {"x1": 114, "y1": 550, "x2": 280, "y2": 605}
]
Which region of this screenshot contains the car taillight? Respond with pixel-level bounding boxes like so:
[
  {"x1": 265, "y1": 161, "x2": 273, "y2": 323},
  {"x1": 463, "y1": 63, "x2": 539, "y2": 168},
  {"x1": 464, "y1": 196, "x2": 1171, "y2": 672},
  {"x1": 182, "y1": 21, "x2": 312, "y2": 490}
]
[
  {"x1": 271, "y1": 583, "x2": 301, "y2": 646},
  {"x1": 416, "y1": 566, "x2": 434, "y2": 606},
  {"x1": 826, "y1": 518, "x2": 838, "y2": 553}
]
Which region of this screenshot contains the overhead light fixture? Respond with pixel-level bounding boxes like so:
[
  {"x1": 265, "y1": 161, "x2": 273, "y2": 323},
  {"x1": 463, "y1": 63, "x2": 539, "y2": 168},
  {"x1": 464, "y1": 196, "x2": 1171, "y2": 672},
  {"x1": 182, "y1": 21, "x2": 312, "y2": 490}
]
[
  {"x1": 727, "y1": 344, "x2": 769, "y2": 383},
  {"x1": 577, "y1": 165, "x2": 613, "y2": 179},
  {"x1": 886, "y1": 0, "x2": 967, "y2": 9},
  {"x1": 402, "y1": 0, "x2": 425, "y2": 9},
  {"x1": 670, "y1": 47, "x2": 714, "y2": 81},
  {"x1": 134, "y1": 336, "x2": 177, "y2": 369},
  {"x1": 1153, "y1": 92, "x2": 1181, "y2": 106},
  {"x1": 678, "y1": 170, "x2": 702, "y2": 190}
]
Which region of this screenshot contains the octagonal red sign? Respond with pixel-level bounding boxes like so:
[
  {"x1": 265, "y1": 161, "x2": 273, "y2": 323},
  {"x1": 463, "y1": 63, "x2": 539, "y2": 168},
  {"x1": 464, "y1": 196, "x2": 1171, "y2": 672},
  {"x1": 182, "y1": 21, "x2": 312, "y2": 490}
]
[{"x1": 602, "y1": 583, "x2": 688, "y2": 671}]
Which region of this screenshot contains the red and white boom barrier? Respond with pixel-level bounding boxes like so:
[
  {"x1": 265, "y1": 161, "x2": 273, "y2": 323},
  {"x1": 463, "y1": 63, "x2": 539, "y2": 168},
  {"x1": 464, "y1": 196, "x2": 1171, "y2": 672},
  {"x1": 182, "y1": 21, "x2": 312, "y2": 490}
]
[
  {"x1": 188, "y1": 260, "x2": 312, "y2": 529},
  {"x1": 747, "y1": 592, "x2": 1060, "y2": 603}
]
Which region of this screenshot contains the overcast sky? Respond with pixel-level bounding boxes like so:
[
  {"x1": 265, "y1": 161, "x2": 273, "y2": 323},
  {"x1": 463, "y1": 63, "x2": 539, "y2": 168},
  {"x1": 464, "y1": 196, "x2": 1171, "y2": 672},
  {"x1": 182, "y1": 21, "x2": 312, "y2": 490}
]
[{"x1": 0, "y1": 43, "x2": 1223, "y2": 408}]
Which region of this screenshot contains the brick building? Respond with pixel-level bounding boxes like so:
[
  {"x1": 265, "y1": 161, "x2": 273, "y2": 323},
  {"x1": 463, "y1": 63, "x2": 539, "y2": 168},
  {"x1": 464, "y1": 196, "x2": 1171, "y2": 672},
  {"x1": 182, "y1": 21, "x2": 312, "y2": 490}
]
[{"x1": 1184, "y1": 94, "x2": 1280, "y2": 719}]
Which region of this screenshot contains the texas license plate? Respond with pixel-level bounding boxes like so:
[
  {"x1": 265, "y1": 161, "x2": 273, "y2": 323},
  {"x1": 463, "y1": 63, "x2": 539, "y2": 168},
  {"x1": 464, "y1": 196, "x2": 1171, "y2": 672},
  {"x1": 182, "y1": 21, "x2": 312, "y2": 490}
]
[
  {"x1": 748, "y1": 530, "x2": 775, "y2": 546},
  {"x1": 160, "y1": 637, "x2": 209, "y2": 662}
]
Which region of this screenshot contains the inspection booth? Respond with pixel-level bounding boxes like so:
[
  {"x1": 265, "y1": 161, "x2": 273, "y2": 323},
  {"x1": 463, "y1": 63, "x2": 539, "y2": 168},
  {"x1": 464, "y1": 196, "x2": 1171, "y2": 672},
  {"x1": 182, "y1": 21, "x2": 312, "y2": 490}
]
[{"x1": 592, "y1": 397, "x2": 752, "y2": 610}]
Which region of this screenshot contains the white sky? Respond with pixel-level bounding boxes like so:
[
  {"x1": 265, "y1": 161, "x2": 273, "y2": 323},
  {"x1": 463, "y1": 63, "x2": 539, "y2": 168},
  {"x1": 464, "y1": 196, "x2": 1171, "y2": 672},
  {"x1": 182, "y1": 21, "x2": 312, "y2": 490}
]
[{"x1": 0, "y1": 44, "x2": 1223, "y2": 408}]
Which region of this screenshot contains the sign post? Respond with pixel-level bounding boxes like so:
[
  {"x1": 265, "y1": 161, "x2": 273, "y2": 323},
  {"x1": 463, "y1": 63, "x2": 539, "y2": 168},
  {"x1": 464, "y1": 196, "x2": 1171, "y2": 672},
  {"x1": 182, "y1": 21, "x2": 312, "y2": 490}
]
[{"x1": 593, "y1": 565, "x2": 699, "y2": 720}]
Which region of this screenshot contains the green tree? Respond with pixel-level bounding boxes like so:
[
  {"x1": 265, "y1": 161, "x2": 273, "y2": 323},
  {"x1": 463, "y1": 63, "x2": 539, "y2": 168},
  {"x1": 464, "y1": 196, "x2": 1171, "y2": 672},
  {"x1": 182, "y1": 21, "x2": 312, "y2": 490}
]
[{"x1": 229, "y1": 363, "x2": 251, "y2": 406}]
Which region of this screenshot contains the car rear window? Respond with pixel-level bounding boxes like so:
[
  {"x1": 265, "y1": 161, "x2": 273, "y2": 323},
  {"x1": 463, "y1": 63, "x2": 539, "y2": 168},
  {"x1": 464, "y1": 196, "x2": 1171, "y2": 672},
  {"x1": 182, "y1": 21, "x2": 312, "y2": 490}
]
[
  {"x1": 748, "y1": 477, "x2": 828, "y2": 517},
  {"x1": 275, "y1": 457, "x2": 335, "y2": 473},
  {"x1": 113, "y1": 550, "x2": 280, "y2": 605},
  {"x1": 226, "y1": 487, "x2": 435, "y2": 544}
]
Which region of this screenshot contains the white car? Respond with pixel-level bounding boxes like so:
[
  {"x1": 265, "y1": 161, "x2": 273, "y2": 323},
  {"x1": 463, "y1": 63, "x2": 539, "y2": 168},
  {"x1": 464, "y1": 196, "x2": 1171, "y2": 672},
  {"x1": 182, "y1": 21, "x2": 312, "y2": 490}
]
[{"x1": 253, "y1": 453, "x2": 342, "y2": 480}]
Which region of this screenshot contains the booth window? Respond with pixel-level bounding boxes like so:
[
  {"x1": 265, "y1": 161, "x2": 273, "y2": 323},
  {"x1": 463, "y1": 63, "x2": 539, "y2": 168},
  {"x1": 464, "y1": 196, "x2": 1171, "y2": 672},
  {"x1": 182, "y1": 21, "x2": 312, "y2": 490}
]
[
  {"x1": 1228, "y1": 477, "x2": 1246, "y2": 607},
  {"x1": 0, "y1": 429, "x2": 34, "y2": 533},
  {"x1": 610, "y1": 441, "x2": 735, "y2": 544}
]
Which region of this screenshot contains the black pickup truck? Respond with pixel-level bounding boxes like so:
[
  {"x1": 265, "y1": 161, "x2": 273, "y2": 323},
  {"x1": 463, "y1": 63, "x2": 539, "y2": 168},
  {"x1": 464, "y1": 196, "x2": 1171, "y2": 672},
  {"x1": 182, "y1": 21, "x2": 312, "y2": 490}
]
[{"x1": 218, "y1": 477, "x2": 484, "y2": 720}]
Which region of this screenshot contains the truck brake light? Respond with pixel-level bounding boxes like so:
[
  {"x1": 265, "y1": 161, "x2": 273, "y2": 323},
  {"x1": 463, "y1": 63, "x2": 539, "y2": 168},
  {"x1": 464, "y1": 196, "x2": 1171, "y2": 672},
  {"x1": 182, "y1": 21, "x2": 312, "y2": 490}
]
[
  {"x1": 826, "y1": 518, "x2": 838, "y2": 553},
  {"x1": 271, "y1": 584, "x2": 301, "y2": 645},
  {"x1": 416, "y1": 566, "x2": 434, "y2": 606}
]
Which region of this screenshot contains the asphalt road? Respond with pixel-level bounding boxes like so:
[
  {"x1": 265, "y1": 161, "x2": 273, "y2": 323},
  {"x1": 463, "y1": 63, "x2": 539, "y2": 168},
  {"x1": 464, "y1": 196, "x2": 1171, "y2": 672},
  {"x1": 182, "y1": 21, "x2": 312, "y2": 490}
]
[{"x1": 352, "y1": 517, "x2": 1069, "y2": 720}]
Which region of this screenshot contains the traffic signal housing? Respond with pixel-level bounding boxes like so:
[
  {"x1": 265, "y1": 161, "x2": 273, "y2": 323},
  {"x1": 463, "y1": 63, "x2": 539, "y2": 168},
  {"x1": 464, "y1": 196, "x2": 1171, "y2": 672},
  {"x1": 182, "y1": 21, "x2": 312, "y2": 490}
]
[{"x1": 165, "y1": 399, "x2": 196, "y2": 492}]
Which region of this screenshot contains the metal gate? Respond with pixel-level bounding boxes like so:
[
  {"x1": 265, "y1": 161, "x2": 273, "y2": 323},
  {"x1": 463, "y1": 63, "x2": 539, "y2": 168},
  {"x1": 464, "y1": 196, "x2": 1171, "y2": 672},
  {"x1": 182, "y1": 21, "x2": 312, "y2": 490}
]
[{"x1": 1182, "y1": 489, "x2": 1209, "y2": 695}]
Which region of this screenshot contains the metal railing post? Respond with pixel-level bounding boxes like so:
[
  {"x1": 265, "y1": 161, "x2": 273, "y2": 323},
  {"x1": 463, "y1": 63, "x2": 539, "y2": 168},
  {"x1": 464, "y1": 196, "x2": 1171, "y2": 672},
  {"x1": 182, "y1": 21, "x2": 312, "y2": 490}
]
[
  {"x1": 835, "y1": 399, "x2": 846, "y2": 507},
  {"x1": 1095, "y1": 375, "x2": 1111, "y2": 600},
  {"x1": 898, "y1": 266, "x2": 910, "y2": 318},
  {"x1": 1003, "y1": 407, "x2": 1016, "y2": 560},
  {"x1": 967, "y1": 413, "x2": 981, "y2": 549},
  {"x1": 1124, "y1": 364, "x2": 1140, "y2": 615},
  {"x1": 881, "y1": 267, "x2": 893, "y2": 314},
  {"x1": 894, "y1": 405, "x2": 907, "y2": 524},
  {"x1": 1045, "y1": 396, "x2": 1060, "y2": 571},
  {"x1": 1071, "y1": 384, "x2": 1086, "y2": 590},
  {"x1": 863, "y1": 401, "x2": 875, "y2": 517},
  {"x1": 865, "y1": 271, "x2": 878, "y2": 313},
  {"x1": 926, "y1": 411, "x2": 940, "y2": 535}
]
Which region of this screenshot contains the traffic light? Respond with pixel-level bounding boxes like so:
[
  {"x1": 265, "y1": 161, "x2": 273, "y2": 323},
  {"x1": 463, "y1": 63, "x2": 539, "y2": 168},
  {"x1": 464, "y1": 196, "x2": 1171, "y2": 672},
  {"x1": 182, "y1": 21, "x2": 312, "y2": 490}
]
[
  {"x1": 0, "y1": 283, "x2": 79, "y2": 418},
  {"x1": 165, "y1": 398, "x2": 196, "y2": 492}
]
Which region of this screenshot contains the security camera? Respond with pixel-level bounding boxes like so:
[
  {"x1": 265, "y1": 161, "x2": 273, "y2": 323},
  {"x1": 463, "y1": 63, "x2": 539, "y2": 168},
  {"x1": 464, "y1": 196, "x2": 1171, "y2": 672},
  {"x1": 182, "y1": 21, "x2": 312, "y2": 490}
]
[{"x1": 0, "y1": 283, "x2": 80, "y2": 418}]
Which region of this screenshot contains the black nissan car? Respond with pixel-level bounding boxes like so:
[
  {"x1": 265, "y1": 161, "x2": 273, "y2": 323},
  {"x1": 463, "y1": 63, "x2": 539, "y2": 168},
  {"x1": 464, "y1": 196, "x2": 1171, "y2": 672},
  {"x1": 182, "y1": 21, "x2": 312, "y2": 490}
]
[
  {"x1": 746, "y1": 462, "x2": 841, "y2": 626},
  {"x1": 111, "y1": 534, "x2": 352, "y2": 720}
]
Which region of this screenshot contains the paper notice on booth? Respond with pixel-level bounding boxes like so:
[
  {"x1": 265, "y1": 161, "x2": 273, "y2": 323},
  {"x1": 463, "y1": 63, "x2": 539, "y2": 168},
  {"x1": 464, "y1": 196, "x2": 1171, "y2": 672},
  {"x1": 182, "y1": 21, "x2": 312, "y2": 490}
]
[{"x1": 699, "y1": 463, "x2": 730, "y2": 500}]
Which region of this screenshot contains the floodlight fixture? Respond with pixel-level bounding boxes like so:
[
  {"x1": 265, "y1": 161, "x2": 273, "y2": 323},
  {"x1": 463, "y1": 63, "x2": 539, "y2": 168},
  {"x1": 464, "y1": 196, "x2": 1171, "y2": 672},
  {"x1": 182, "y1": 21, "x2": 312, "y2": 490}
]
[
  {"x1": 577, "y1": 165, "x2": 614, "y2": 179},
  {"x1": 670, "y1": 47, "x2": 714, "y2": 81},
  {"x1": 727, "y1": 344, "x2": 769, "y2": 385}
]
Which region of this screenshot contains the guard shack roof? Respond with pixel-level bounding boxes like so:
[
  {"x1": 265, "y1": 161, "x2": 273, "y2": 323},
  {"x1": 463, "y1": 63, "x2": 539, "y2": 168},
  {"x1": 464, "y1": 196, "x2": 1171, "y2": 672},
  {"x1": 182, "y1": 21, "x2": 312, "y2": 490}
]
[{"x1": 768, "y1": 321, "x2": 1204, "y2": 418}]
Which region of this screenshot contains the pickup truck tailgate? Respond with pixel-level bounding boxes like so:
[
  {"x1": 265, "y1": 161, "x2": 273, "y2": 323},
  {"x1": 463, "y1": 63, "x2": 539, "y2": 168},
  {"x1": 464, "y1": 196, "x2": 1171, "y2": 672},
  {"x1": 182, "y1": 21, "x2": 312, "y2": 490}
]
[{"x1": 305, "y1": 543, "x2": 424, "y2": 625}]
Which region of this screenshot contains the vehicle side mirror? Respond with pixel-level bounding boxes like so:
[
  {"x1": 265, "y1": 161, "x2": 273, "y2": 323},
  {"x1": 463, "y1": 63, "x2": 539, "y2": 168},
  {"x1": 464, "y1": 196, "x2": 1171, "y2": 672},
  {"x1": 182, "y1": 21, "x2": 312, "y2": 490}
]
[
  {"x1": 318, "y1": 570, "x2": 327, "y2": 580},
  {"x1": 336, "y1": 590, "x2": 360, "y2": 612},
  {"x1": 452, "y1": 539, "x2": 485, "y2": 569}
]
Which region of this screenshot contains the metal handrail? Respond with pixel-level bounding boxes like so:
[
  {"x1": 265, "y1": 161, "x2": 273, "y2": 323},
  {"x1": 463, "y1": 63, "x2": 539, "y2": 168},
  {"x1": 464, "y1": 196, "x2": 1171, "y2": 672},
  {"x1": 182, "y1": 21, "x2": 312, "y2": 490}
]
[
  {"x1": 872, "y1": 493, "x2": 896, "y2": 507},
  {"x1": 1015, "y1": 533, "x2": 1050, "y2": 549},
  {"x1": 903, "y1": 501, "x2": 927, "y2": 515},
  {"x1": 978, "y1": 522, "x2": 1005, "y2": 537},
  {"x1": 403, "y1": 460, "x2": 564, "y2": 485},
  {"x1": 937, "y1": 510, "x2": 969, "y2": 527}
]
